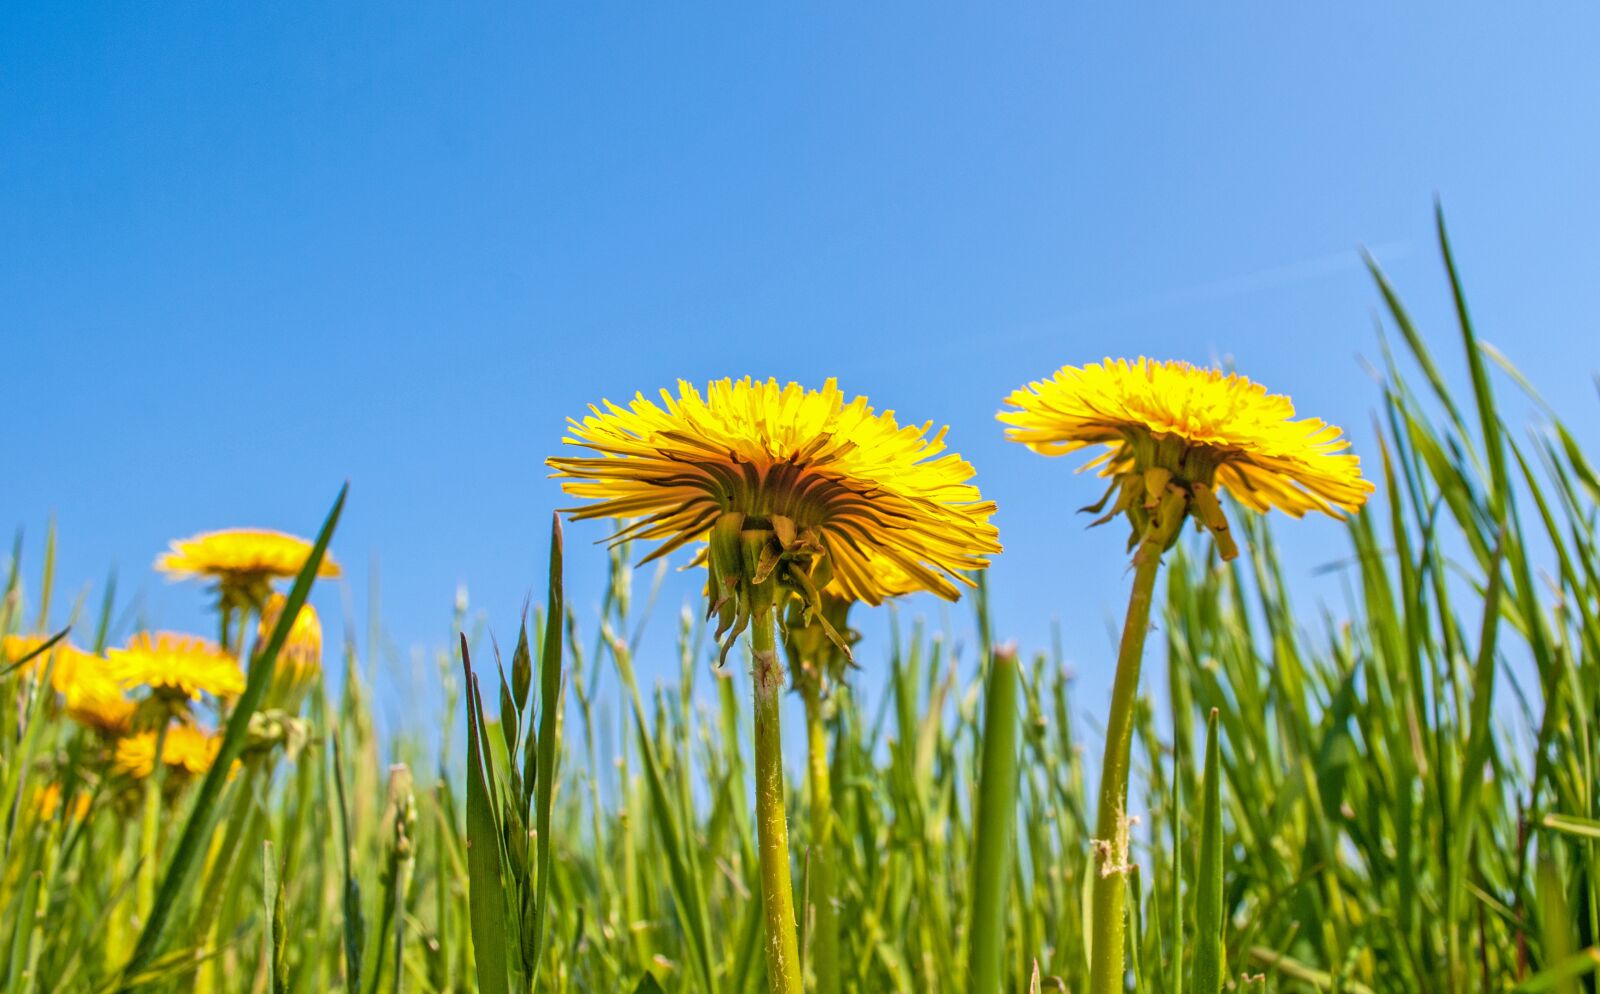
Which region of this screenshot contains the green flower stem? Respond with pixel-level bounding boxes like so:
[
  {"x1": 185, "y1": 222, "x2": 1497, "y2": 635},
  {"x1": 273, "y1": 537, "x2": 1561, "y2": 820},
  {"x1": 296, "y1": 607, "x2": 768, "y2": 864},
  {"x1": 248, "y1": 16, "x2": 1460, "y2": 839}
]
[
  {"x1": 1089, "y1": 491, "x2": 1185, "y2": 994},
  {"x1": 751, "y1": 608, "x2": 804, "y2": 994},
  {"x1": 800, "y1": 681, "x2": 839, "y2": 994}
]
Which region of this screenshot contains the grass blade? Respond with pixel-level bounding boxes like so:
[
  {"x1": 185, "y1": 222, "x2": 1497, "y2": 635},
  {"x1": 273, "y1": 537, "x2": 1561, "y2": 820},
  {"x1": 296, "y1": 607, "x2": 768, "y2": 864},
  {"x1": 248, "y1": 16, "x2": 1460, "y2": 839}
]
[
  {"x1": 1542, "y1": 814, "x2": 1600, "y2": 842},
  {"x1": 461, "y1": 635, "x2": 513, "y2": 994},
  {"x1": 263, "y1": 841, "x2": 287, "y2": 994},
  {"x1": 969, "y1": 643, "x2": 1020, "y2": 994},
  {"x1": 332, "y1": 735, "x2": 365, "y2": 988},
  {"x1": 1192, "y1": 708, "x2": 1225, "y2": 994},
  {"x1": 530, "y1": 513, "x2": 564, "y2": 972}
]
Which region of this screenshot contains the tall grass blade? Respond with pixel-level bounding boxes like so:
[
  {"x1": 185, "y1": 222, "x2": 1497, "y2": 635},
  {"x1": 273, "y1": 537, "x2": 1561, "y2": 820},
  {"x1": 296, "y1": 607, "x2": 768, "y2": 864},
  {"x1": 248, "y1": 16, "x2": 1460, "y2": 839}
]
[
  {"x1": 1192, "y1": 708, "x2": 1224, "y2": 994},
  {"x1": 263, "y1": 841, "x2": 287, "y2": 994},
  {"x1": 461, "y1": 636, "x2": 513, "y2": 994},
  {"x1": 969, "y1": 643, "x2": 1020, "y2": 994},
  {"x1": 530, "y1": 513, "x2": 564, "y2": 972},
  {"x1": 332, "y1": 734, "x2": 366, "y2": 987},
  {"x1": 1435, "y1": 202, "x2": 1510, "y2": 518}
]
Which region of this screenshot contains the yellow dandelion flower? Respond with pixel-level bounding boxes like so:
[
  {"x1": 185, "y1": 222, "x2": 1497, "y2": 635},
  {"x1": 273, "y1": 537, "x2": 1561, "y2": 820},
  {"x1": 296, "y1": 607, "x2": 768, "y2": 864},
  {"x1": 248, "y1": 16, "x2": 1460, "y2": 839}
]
[
  {"x1": 550, "y1": 377, "x2": 1000, "y2": 608},
  {"x1": 32, "y1": 782, "x2": 92, "y2": 822},
  {"x1": 2, "y1": 633, "x2": 53, "y2": 668},
  {"x1": 551, "y1": 377, "x2": 993, "y2": 984},
  {"x1": 107, "y1": 632, "x2": 245, "y2": 701},
  {"x1": 257, "y1": 593, "x2": 323, "y2": 697},
  {"x1": 1001, "y1": 359, "x2": 1374, "y2": 986},
  {"x1": 113, "y1": 723, "x2": 222, "y2": 779},
  {"x1": 2, "y1": 633, "x2": 86, "y2": 680},
  {"x1": 2, "y1": 635, "x2": 135, "y2": 734},
  {"x1": 156, "y1": 529, "x2": 340, "y2": 606},
  {"x1": 58, "y1": 655, "x2": 136, "y2": 734},
  {"x1": 1000, "y1": 358, "x2": 1372, "y2": 558}
]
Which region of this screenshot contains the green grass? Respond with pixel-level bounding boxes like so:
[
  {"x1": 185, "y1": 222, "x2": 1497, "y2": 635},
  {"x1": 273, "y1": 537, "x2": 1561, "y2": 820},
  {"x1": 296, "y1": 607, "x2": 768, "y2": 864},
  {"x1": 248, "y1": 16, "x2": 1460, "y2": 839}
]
[{"x1": 4, "y1": 212, "x2": 1600, "y2": 992}]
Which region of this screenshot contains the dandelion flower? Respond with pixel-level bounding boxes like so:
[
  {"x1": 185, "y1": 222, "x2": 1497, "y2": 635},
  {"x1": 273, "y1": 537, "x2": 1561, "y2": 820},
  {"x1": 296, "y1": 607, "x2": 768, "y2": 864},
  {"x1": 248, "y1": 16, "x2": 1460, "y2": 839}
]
[
  {"x1": 783, "y1": 556, "x2": 916, "y2": 682},
  {"x1": 550, "y1": 377, "x2": 999, "y2": 642},
  {"x1": 32, "y1": 782, "x2": 92, "y2": 822},
  {"x1": 1000, "y1": 357, "x2": 1373, "y2": 992},
  {"x1": 2, "y1": 635, "x2": 134, "y2": 734},
  {"x1": 3, "y1": 633, "x2": 56, "y2": 669},
  {"x1": 59, "y1": 656, "x2": 137, "y2": 734},
  {"x1": 108, "y1": 632, "x2": 245, "y2": 702},
  {"x1": 257, "y1": 593, "x2": 323, "y2": 700},
  {"x1": 113, "y1": 724, "x2": 222, "y2": 779},
  {"x1": 157, "y1": 529, "x2": 340, "y2": 608},
  {"x1": 552, "y1": 377, "x2": 998, "y2": 991},
  {"x1": 1000, "y1": 358, "x2": 1372, "y2": 558}
]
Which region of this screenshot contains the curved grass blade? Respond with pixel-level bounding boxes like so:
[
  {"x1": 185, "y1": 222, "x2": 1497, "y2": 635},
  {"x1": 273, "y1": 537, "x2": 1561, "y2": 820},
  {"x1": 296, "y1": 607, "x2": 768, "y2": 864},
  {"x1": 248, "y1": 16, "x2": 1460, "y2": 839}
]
[
  {"x1": 332, "y1": 734, "x2": 365, "y2": 988},
  {"x1": 0, "y1": 626, "x2": 69, "y2": 678},
  {"x1": 968, "y1": 644, "x2": 1020, "y2": 994},
  {"x1": 1542, "y1": 813, "x2": 1600, "y2": 841},
  {"x1": 263, "y1": 841, "x2": 288, "y2": 994},
  {"x1": 1192, "y1": 708, "x2": 1224, "y2": 994},
  {"x1": 1512, "y1": 951, "x2": 1600, "y2": 994},
  {"x1": 462, "y1": 635, "x2": 513, "y2": 994},
  {"x1": 529, "y1": 513, "x2": 565, "y2": 972}
]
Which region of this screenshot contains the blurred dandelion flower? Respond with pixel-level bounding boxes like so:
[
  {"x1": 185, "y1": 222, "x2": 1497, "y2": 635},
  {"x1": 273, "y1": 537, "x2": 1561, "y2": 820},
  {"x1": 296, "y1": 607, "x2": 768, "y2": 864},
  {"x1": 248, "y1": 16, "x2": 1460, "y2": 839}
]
[
  {"x1": 113, "y1": 723, "x2": 222, "y2": 779},
  {"x1": 60, "y1": 658, "x2": 137, "y2": 734},
  {"x1": 32, "y1": 782, "x2": 92, "y2": 822},
  {"x1": 157, "y1": 528, "x2": 341, "y2": 610},
  {"x1": 108, "y1": 632, "x2": 245, "y2": 702},
  {"x1": 3, "y1": 634, "x2": 134, "y2": 734},
  {"x1": 782, "y1": 557, "x2": 916, "y2": 685},
  {"x1": 1000, "y1": 358, "x2": 1371, "y2": 558},
  {"x1": 257, "y1": 592, "x2": 323, "y2": 701}
]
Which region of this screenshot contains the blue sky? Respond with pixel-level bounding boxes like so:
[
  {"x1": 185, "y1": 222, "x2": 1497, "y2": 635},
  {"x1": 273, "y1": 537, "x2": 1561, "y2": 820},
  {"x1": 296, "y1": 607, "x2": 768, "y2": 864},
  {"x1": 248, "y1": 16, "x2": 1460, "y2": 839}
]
[{"x1": 5, "y1": 6, "x2": 1598, "y2": 738}]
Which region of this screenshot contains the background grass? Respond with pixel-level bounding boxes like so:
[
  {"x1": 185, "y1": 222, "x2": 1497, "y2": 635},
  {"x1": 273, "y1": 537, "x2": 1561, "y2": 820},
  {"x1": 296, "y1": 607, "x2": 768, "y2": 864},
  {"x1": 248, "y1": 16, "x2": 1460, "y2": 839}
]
[{"x1": 4, "y1": 217, "x2": 1599, "y2": 993}]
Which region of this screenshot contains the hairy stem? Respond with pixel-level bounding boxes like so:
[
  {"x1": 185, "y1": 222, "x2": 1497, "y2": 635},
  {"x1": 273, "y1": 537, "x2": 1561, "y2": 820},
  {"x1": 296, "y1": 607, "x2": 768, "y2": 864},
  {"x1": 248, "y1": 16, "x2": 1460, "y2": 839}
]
[{"x1": 1089, "y1": 493, "x2": 1184, "y2": 994}]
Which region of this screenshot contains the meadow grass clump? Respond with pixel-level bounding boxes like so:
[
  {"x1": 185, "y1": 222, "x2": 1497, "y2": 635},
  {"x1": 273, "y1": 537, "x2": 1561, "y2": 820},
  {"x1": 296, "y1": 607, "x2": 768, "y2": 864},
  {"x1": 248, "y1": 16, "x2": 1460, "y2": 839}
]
[{"x1": 2, "y1": 212, "x2": 1598, "y2": 993}]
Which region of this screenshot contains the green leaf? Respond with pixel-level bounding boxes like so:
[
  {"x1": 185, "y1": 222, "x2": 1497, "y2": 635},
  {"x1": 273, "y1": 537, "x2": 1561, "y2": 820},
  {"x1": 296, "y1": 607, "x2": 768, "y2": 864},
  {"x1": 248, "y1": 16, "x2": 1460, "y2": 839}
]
[
  {"x1": 968, "y1": 644, "x2": 1020, "y2": 994},
  {"x1": 1436, "y1": 202, "x2": 1510, "y2": 522},
  {"x1": 631, "y1": 971, "x2": 667, "y2": 994},
  {"x1": 1449, "y1": 531, "x2": 1505, "y2": 932},
  {"x1": 529, "y1": 513, "x2": 565, "y2": 975},
  {"x1": 332, "y1": 734, "x2": 365, "y2": 988},
  {"x1": 1542, "y1": 813, "x2": 1600, "y2": 841},
  {"x1": 1511, "y1": 950, "x2": 1600, "y2": 994},
  {"x1": 263, "y1": 841, "x2": 288, "y2": 994},
  {"x1": 462, "y1": 636, "x2": 513, "y2": 994}
]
